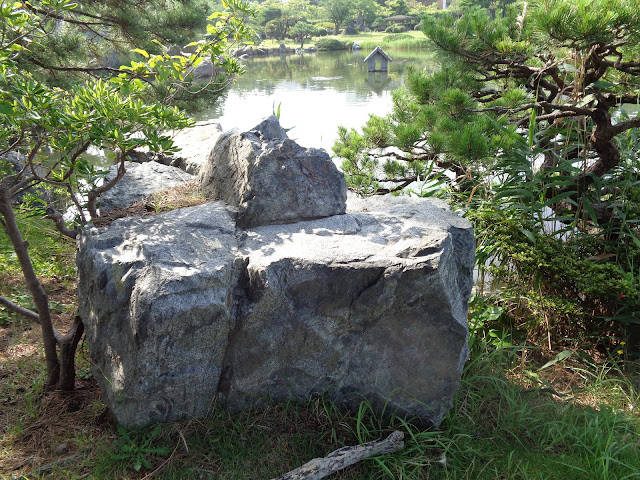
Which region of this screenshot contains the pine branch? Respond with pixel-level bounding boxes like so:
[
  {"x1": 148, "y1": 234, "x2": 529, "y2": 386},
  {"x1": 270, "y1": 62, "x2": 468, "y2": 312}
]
[
  {"x1": 24, "y1": 3, "x2": 118, "y2": 27},
  {"x1": 27, "y1": 56, "x2": 122, "y2": 75}
]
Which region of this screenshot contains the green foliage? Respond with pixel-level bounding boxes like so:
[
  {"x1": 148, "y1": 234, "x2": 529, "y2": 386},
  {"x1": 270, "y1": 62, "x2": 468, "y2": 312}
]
[
  {"x1": 442, "y1": 338, "x2": 640, "y2": 480},
  {"x1": 467, "y1": 122, "x2": 640, "y2": 343},
  {"x1": 1, "y1": 0, "x2": 256, "y2": 219},
  {"x1": 384, "y1": 0, "x2": 409, "y2": 16},
  {"x1": 315, "y1": 37, "x2": 348, "y2": 50},
  {"x1": 472, "y1": 208, "x2": 640, "y2": 342},
  {"x1": 384, "y1": 24, "x2": 407, "y2": 33},
  {"x1": 320, "y1": 0, "x2": 355, "y2": 33},
  {"x1": 314, "y1": 21, "x2": 335, "y2": 30},
  {"x1": 535, "y1": 0, "x2": 640, "y2": 49},
  {"x1": 290, "y1": 20, "x2": 316, "y2": 47},
  {"x1": 257, "y1": 5, "x2": 282, "y2": 26},
  {"x1": 371, "y1": 16, "x2": 385, "y2": 31},
  {"x1": 0, "y1": 212, "x2": 76, "y2": 280},
  {"x1": 336, "y1": 0, "x2": 640, "y2": 346},
  {"x1": 381, "y1": 32, "x2": 410, "y2": 42},
  {"x1": 265, "y1": 17, "x2": 286, "y2": 39},
  {"x1": 107, "y1": 425, "x2": 171, "y2": 472}
]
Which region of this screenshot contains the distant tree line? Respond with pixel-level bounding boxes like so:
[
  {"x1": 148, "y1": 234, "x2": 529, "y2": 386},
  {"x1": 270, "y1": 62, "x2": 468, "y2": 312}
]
[{"x1": 247, "y1": 0, "x2": 435, "y2": 41}]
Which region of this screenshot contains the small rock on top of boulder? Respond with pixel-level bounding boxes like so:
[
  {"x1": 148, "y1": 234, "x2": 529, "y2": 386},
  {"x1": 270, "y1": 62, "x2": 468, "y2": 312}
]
[{"x1": 198, "y1": 115, "x2": 347, "y2": 228}]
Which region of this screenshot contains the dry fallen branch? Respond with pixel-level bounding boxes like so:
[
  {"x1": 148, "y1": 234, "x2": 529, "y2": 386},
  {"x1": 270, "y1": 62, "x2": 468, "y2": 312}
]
[
  {"x1": 13, "y1": 454, "x2": 84, "y2": 480},
  {"x1": 272, "y1": 430, "x2": 404, "y2": 480}
]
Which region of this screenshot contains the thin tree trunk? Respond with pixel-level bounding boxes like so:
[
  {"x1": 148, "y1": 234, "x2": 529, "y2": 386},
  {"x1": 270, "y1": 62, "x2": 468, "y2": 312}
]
[{"x1": 0, "y1": 183, "x2": 60, "y2": 389}]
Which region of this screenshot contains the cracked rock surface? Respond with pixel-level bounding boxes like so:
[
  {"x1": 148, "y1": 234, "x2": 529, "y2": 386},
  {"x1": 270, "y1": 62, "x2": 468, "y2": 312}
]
[{"x1": 77, "y1": 195, "x2": 474, "y2": 427}]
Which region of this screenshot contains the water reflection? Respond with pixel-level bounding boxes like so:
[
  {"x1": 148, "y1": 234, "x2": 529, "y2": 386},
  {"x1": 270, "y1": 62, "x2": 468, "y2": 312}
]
[
  {"x1": 196, "y1": 49, "x2": 438, "y2": 151},
  {"x1": 367, "y1": 72, "x2": 392, "y2": 93}
]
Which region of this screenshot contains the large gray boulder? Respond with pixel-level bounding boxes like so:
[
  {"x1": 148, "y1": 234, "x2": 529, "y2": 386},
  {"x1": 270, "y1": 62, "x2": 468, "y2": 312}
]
[
  {"x1": 99, "y1": 161, "x2": 194, "y2": 213},
  {"x1": 199, "y1": 116, "x2": 347, "y2": 228},
  {"x1": 77, "y1": 194, "x2": 474, "y2": 427},
  {"x1": 77, "y1": 203, "x2": 239, "y2": 424},
  {"x1": 222, "y1": 195, "x2": 473, "y2": 423}
]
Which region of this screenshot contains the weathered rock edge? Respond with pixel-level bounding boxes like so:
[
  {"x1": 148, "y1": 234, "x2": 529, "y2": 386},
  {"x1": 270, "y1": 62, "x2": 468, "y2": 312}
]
[{"x1": 77, "y1": 195, "x2": 473, "y2": 427}]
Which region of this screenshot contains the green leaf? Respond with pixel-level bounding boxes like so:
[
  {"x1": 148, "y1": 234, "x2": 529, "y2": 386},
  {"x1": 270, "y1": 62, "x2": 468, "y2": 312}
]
[
  {"x1": 539, "y1": 350, "x2": 573, "y2": 370},
  {"x1": 494, "y1": 188, "x2": 534, "y2": 201},
  {"x1": 581, "y1": 198, "x2": 599, "y2": 225},
  {"x1": 519, "y1": 228, "x2": 536, "y2": 243},
  {"x1": 591, "y1": 80, "x2": 615, "y2": 89},
  {"x1": 629, "y1": 232, "x2": 640, "y2": 250},
  {"x1": 528, "y1": 107, "x2": 536, "y2": 149},
  {"x1": 544, "y1": 190, "x2": 578, "y2": 207},
  {"x1": 576, "y1": 94, "x2": 596, "y2": 107},
  {"x1": 0, "y1": 101, "x2": 14, "y2": 114},
  {"x1": 558, "y1": 63, "x2": 579, "y2": 73},
  {"x1": 131, "y1": 48, "x2": 149, "y2": 58}
]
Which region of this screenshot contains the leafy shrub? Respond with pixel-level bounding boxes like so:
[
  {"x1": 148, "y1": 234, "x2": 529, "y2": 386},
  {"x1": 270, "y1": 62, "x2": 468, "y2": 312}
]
[
  {"x1": 470, "y1": 204, "x2": 640, "y2": 348},
  {"x1": 314, "y1": 21, "x2": 334, "y2": 30},
  {"x1": 315, "y1": 28, "x2": 328, "y2": 37},
  {"x1": 371, "y1": 17, "x2": 386, "y2": 31},
  {"x1": 107, "y1": 425, "x2": 171, "y2": 472},
  {"x1": 315, "y1": 38, "x2": 347, "y2": 51},
  {"x1": 385, "y1": 24, "x2": 407, "y2": 33}
]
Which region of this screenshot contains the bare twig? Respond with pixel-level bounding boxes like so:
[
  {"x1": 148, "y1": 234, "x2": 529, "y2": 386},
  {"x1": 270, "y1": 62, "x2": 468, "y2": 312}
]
[
  {"x1": 12, "y1": 454, "x2": 84, "y2": 480},
  {"x1": 86, "y1": 153, "x2": 129, "y2": 220},
  {"x1": 27, "y1": 56, "x2": 122, "y2": 75}
]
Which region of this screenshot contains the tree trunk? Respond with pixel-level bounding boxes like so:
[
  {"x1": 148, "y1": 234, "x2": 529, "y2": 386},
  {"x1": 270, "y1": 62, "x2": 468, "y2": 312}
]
[
  {"x1": 0, "y1": 183, "x2": 60, "y2": 389},
  {"x1": 57, "y1": 315, "x2": 85, "y2": 390}
]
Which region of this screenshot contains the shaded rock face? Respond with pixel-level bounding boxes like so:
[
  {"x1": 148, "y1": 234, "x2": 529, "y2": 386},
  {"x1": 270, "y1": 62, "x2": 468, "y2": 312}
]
[
  {"x1": 99, "y1": 161, "x2": 194, "y2": 213},
  {"x1": 77, "y1": 194, "x2": 474, "y2": 427},
  {"x1": 199, "y1": 116, "x2": 347, "y2": 228}
]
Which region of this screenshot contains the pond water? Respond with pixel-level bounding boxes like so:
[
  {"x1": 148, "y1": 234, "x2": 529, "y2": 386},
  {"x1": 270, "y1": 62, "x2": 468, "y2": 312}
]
[{"x1": 196, "y1": 48, "x2": 438, "y2": 152}]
